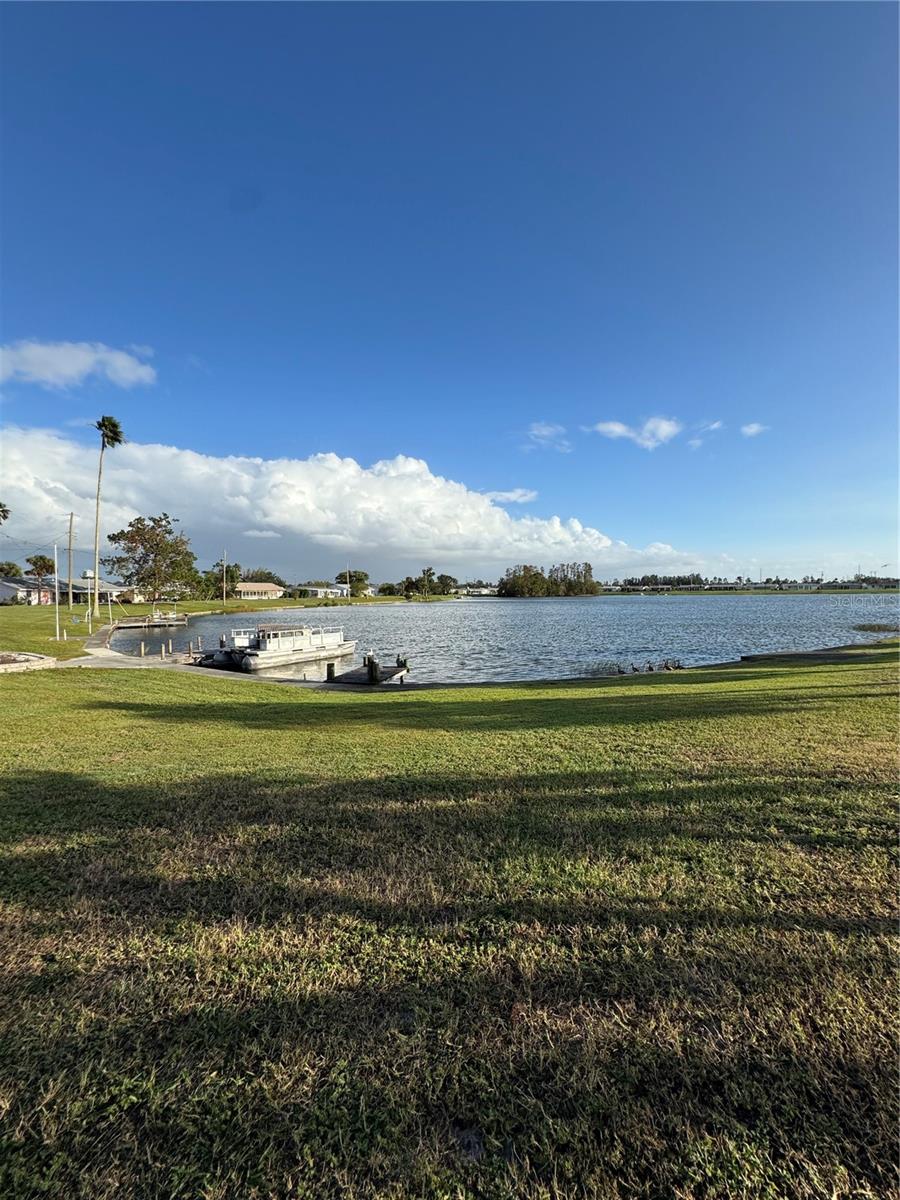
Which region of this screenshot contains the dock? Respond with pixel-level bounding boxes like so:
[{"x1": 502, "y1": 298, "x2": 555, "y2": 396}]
[
  {"x1": 331, "y1": 654, "x2": 409, "y2": 685},
  {"x1": 115, "y1": 614, "x2": 188, "y2": 629}
]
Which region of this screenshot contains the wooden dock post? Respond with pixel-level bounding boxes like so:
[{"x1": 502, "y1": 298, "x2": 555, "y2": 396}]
[
  {"x1": 160, "y1": 644, "x2": 166, "y2": 660},
  {"x1": 168, "y1": 638, "x2": 173, "y2": 654},
  {"x1": 140, "y1": 641, "x2": 145, "y2": 657},
  {"x1": 197, "y1": 636, "x2": 203, "y2": 651},
  {"x1": 188, "y1": 640, "x2": 194, "y2": 655}
]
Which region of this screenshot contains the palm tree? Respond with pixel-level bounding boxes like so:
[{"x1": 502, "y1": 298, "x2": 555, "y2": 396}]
[
  {"x1": 26, "y1": 554, "x2": 54, "y2": 601},
  {"x1": 91, "y1": 416, "x2": 125, "y2": 616},
  {"x1": 0, "y1": 502, "x2": 9, "y2": 525}
]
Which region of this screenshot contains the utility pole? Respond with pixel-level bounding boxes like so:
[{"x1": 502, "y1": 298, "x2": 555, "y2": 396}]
[
  {"x1": 222, "y1": 549, "x2": 227, "y2": 607},
  {"x1": 53, "y1": 543, "x2": 60, "y2": 641},
  {"x1": 67, "y1": 512, "x2": 74, "y2": 609}
]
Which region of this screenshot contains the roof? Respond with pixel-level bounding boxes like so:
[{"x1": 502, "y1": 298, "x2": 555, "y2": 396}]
[
  {"x1": 235, "y1": 581, "x2": 284, "y2": 592},
  {"x1": 48, "y1": 576, "x2": 124, "y2": 591}
]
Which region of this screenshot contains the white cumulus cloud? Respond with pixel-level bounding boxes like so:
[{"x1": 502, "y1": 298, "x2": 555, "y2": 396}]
[
  {"x1": 0, "y1": 426, "x2": 705, "y2": 578},
  {"x1": 482, "y1": 488, "x2": 537, "y2": 504},
  {"x1": 741, "y1": 422, "x2": 769, "y2": 437},
  {"x1": 585, "y1": 417, "x2": 683, "y2": 450},
  {"x1": 0, "y1": 340, "x2": 157, "y2": 390}
]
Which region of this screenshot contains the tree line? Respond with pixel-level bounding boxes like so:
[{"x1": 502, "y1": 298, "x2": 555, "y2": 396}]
[
  {"x1": 497, "y1": 562, "x2": 599, "y2": 597},
  {"x1": 99, "y1": 514, "x2": 467, "y2": 600}
]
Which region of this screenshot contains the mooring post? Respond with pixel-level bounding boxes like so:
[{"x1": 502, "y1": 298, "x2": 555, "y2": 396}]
[
  {"x1": 189, "y1": 640, "x2": 193, "y2": 655},
  {"x1": 160, "y1": 644, "x2": 165, "y2": 660},
  {"x1": 140, "y1": 641, "x2": 145, "y2": 657},
  {"x1": 168, "y1": 638, "x2": 173, "y2": 654},
  {"x1": 197, "y1": 636, "x2": 203, "y2": 651}
]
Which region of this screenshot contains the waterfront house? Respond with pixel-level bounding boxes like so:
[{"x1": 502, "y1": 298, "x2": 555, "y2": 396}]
[
  {"x1": 118, "y1": 581, "x2": 192, "y2": 603},
  {"x1": 296, "y1": 583, "x2": 375, "y2": 599},
  {"x1": 0, "y1": 577, "x2": 51, "y2": 605},
  {"x1": 299, "y1": 585, "x2": 339, "y2": 599},
  {"x1": 331, "y1": 583, "x2": 376, "y2": 598},
  {"x1": 234, "y1": 581, "x2": 286, "y2": 601}
]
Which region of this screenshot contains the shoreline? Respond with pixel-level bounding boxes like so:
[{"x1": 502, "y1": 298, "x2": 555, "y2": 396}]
[{"x1": 61, "y1": 634, "x2": 897, "y2": 690}]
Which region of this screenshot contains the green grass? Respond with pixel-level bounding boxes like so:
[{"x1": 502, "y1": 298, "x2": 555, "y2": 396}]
[
  {"x1": 0, "y1": 645, "x2": 897, "y2": 1198},
  {"x1": 0, "y1": 596, "x2": 453, "y2": 661}
]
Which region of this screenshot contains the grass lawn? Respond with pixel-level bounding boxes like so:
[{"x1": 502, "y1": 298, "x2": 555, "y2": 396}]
[
  {"x1": 0, "y1": 645, "x2": 896, "y2": 1198},
  {"x1": 0, "y1": 596, "x2": 451, "y2": 662}
]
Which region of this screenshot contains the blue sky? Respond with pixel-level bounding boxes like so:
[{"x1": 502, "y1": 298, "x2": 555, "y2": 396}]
[{"x1": 1, "y1": 2, "x2": 896, "y2": 580}]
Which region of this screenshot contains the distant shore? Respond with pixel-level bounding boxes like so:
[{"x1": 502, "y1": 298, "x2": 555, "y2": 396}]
[{"x1": 485, "y1": 588, "x2": 898, "y2": 598}]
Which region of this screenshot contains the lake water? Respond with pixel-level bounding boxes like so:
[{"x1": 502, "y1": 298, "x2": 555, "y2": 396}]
[{"x1": 109, "y1": 593, "x2": 899, "y2": 683}]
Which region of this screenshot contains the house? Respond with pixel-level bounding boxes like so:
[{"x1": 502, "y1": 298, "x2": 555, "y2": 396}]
[
  {"x1": 331, "y1": 583, "x2": 376, "y2": 598},
  {"x1": 53, "y1": 576, "x2": 127, "y2": 603},
  {"x1": 300, "y1": 585, "x2": 344, "y2": 599},
  {"x1": 234, "y1": 581, "x2": 286, "y2": 600},
  {"x1": 299, "y1": 583, "x2": 374, "y2": 599},
  {"x1": 118, "y1": 582, "x2": 192, "y2": 603},
  {"x1": 0, "y1": 577, "x2": 52, "y2": 605}
]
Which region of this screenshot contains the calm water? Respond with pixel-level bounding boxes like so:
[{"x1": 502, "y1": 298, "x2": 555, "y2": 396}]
[{"x1": 110, "y1": 593, "x2": 899, "y2": 683}]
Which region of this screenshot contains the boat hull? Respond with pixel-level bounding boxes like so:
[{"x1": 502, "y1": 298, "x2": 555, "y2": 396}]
[{"x1": 239, "y1": 640, "x2": 357, "y2": 672}]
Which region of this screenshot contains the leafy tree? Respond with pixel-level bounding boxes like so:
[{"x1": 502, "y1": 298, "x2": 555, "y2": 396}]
[
  {"x1": 412, "y1": 567, "x2": 438, "y2": 595},
  {"x1": 497, "y1": 565, "x2": 549, "y2": 598},
  {"x1": 335, "y1": 569, "x2": 370, "y2": 597},
  {"x1": 377, "y1": 582, "x2": 400, "y2": 596},
  {"x1": 242, "y1": 567, "x2": 287, "y2": 588},
  {"x1": 0, "y1": 561, "x2": 22, "y2": 577},
  {"x1": 26, "y1": 554, "x2": 54, "y2": 594},
  {"x1": 200, "y1": 560, "x2": 242, "y2": 600},
  {"x1": 0, "y1": 502, "x2": 9, "y2": 525},
  {"x1": 91, "y1": 416, "x2": 125, "y2": 615},
  {"x1": 400, "y1": 575, "x2": 417, "y2": 598},
  {"x1": 436, "y1": 573, "x2": 458, "y2": 594},
  {"x1": 103, "y1": 513, "x2": 197, "y2": 602}
]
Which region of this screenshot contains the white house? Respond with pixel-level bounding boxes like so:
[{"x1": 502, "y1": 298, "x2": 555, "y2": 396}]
[
  {"x1": 300, "y1": 586, "x2": 342, "y2": 599},
  {"x1": 331, "y1": 583, "x2": 375, "y2": 598},
  {"x1": 300, "y1": 583, "x2": 375, "y2": 599},
  {"x1": 234, "y1": 581, "x2": 286, "y2": 600},
  {"x1": 0, "y1": 577, "x2": 51, "y2": 605}
]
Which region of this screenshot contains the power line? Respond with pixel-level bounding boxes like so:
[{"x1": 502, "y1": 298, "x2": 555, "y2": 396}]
[{"x1": 0, "y1": 531, "x2": 75, "y2": 553}]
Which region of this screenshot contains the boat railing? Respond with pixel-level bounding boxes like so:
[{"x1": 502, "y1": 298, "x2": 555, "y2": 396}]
[{"x1": 230, "y1": 625, "x2": 348, "y2": 643}]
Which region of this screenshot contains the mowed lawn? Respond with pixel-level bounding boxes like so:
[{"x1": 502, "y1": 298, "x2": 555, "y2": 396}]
[{"x1": 0, "y1": 646, "x2": 896, "y2": 1199}]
